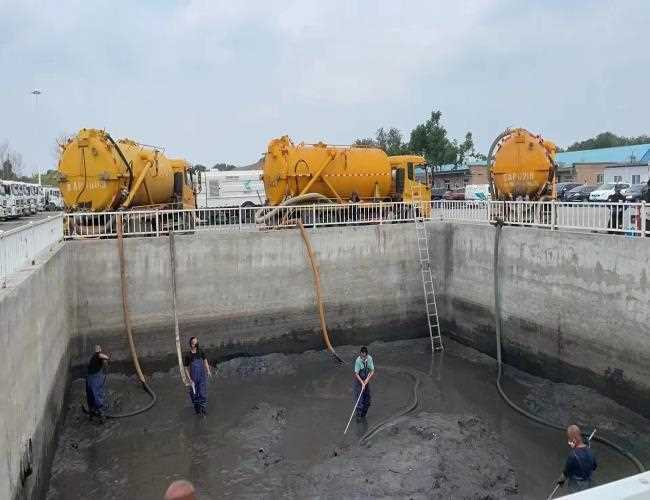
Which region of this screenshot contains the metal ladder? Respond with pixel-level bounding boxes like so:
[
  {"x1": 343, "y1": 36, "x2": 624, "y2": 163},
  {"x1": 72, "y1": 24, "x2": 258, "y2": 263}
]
[{"x1": 414, "y1": 203, "x2": 444, "y2": 352}]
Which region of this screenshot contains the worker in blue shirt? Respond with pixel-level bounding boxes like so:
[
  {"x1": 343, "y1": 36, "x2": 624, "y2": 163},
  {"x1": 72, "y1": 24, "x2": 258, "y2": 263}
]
[
  {"x1": 557, "y1": 424, "x2": 597, "y2": 493},
  {"x1": 353, "y1": 346, "x2": 374, "y2": 423}
]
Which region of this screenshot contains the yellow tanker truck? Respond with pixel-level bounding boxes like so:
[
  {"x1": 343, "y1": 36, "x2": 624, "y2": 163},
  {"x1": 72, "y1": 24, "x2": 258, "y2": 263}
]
[
  {"x1": 58, "y1": 128, "x2": 197, "y2": 212},
  {"x1": 262, "y1": 136, "x2": 431, "y2": 206},
  {"x1": 487, "y1": 128, "x2": 557, "y2": 201}
]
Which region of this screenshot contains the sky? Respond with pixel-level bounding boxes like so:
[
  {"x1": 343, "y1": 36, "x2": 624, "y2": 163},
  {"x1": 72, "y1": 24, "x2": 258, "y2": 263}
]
[{"x1": 1, "y1": 0, "x2": 649, "y2": 174}]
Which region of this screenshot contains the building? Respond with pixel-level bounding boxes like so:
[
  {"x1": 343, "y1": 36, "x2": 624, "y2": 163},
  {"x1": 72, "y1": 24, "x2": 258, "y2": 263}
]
[
  {"x1": 603, "y1": 164, "x2": 650, "y2": 185},
  {"x1": 555, "y1": 143, "x2": 650, "y2": 185},
  {"x1": 431, "y1": 162, "x2": 487, "y2": 190}
]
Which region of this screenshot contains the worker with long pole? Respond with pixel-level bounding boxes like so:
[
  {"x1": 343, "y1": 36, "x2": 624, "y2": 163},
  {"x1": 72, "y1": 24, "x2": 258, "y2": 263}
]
[
  {"x1": 549, "y1": 425, "x2": 597, "y2": 498},
  {"x1": 352, "y1": 346, "x2": 374, "y2": 424}
]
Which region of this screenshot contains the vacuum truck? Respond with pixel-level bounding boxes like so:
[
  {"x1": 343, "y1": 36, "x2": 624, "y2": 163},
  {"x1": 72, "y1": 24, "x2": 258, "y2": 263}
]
[
  {"x1": 58, "y1": 128, "x2": 197, "y2": 212},
  {"x1": 487, "y1": 128, "x2": 557, "y2": 201},
  {"x1": 261, "y1": 135, "x2": 431, "y2": 206}
]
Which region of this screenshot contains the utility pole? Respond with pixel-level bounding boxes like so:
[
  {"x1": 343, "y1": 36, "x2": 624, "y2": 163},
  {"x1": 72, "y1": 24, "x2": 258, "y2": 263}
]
[{"x1": 31, "y1": 89, "x2": 43, "y2": 181}]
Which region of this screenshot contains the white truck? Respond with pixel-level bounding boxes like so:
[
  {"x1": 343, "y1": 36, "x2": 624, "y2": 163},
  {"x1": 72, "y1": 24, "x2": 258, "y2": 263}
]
[
  {"x1": 196, "y1": 170, "x2": 265, "y2": 208},
  {"x1": 43, "y1": 186, "x2": 64, "y2": 211},
  {"x1": 0, "y1": 181, "x2": 21, "y2": 218},
  {"x1": 465, "y1": 184, "x2": 491, "y2": 201}
]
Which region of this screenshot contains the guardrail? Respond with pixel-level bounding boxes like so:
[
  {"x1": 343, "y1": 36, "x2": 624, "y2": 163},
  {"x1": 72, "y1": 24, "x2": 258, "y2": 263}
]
[
  {"x1": 1, "y1": 215, "x2": 64, "y2": 287},
  {"x1": 61, "y1": 200, "x2": 649, "y2": 240}
]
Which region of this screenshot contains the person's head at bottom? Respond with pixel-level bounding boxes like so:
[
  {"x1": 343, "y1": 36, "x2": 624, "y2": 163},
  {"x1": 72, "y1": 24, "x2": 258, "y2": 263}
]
[
  {"x1": 566, "y1": 424, "x2": 584, "y2": 448},
  {"x1": 359, "y1": 346, "x2": 368, "y2": 359},
  {"x1": 164, "y1": 480, "x2": 196, "y2": 500}
]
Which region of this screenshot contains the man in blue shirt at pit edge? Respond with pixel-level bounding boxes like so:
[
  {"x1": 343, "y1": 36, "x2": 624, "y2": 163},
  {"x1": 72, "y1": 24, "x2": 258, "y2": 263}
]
[{"x1": 353, "y1": 346, "x2": 375, "y2": 423}]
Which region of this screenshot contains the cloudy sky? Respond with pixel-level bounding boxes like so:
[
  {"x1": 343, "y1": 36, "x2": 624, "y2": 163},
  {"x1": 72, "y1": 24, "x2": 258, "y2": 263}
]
[{"x1": 1, "y1": 0, "x2": 648, "y2": 173}]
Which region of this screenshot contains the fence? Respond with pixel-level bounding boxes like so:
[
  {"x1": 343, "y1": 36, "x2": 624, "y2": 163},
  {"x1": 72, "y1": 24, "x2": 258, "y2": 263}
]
[
  {"x1": 1, "y1": 214, "x2": 64, "y2": 287},
  {"x1": 61, "y1": 200, "x2": 649, "y2": 240}
]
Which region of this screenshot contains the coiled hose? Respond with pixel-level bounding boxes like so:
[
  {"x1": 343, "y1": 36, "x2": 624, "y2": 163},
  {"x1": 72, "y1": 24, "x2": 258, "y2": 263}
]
[{"x1": 492, "y1": 220, "x2": 644, "y2": 472}]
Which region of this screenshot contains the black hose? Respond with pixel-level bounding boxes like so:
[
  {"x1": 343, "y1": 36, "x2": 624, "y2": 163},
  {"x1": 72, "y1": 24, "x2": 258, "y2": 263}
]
[
  {"x1": 492, "y1": 220, "x2": 644, "y2": 473},
  {"x1": 105, "y1": 133, "x2": 134, "y2": 192},
  {"x1": 361, "y1": 367, "x2": 421, "y2": 443}
]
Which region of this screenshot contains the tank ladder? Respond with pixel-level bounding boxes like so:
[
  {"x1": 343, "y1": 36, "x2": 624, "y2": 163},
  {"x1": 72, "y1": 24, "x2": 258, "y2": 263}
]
[{"x1": 414, "y1": 208, "x2": 444, "y2": 352}]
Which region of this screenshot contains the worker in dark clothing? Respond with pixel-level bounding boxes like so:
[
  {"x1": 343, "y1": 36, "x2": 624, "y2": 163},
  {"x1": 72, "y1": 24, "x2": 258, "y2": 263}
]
[
  {"x1": 557, "y1": 425, "x2": 597, "y2": 493},
  {"x1": 183, "y1": 336, "x2": 212, "y2": 416},
  {"x1": 86, "y1": 345, "x2": 110, "y2": 422},
  {"x1": 353, "y1": 346, "x2": 374, "y2": 423},
  {"x1": 608, "y1": 186, "x2": 626, "y2": 233}
]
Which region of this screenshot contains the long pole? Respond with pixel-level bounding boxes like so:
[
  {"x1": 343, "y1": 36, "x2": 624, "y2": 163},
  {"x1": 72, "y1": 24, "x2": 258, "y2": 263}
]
[{"x1": 343, "y1": 386, "x2": 365, "y2": 435}]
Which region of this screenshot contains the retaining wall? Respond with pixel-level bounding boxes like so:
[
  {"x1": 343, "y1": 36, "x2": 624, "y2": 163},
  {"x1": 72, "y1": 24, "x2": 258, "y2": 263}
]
[
  {"x1": 0, "y1": 243, "x2": 73, "y2": 500},
  {"x1": 428, "y1": 222, "x2": 650, "y2": 417},
  {"x1": 67, "y1": 224, "x2": 425, "y2": 369}
]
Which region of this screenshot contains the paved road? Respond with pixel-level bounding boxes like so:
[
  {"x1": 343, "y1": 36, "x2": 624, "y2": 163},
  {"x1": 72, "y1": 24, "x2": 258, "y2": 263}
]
[{"x1": 0, "y1": 211, "x2": 62, "y2": 232}]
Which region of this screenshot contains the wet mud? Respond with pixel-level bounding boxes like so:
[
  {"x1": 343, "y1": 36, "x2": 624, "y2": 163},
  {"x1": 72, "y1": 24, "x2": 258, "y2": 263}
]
[{"x1": 47, "y1": 338, "x2": 649, "y2": 499}]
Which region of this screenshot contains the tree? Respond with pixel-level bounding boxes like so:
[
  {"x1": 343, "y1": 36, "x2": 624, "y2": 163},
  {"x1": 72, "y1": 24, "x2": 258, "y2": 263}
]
[
  {"x1": 212, "y1": 163, "x2": 236, "y2": 171},
  {"x1": 408, "y1": 110, "x2": 484, "y2": 166},
  {"x1": 354, "y1": 127, "x2": 409, "y2": 156},
  {"x1": 408, "y1": 111, "x2": 458, "y2": 166},
  {"x1": 566, "y1": 132, "x2": 650, "y2": 151},
  {"x1": 0, "y1": 141, "x2": 23, "y2": 180}
]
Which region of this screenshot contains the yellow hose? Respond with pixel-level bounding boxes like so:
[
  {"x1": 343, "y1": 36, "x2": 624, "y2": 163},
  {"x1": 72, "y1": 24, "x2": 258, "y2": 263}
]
[
  {"x1": 168, "y1": 230, "x2": 191, "y2": 387},
  {"x1": 293, "y1": 220, "x2": 343, "y2": 362}
]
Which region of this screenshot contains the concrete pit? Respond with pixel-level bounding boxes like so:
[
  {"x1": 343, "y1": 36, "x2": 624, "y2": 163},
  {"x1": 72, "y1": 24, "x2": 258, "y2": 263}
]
[{"x1": 46, "y1": 338, "x2": 649, "y2": 499}]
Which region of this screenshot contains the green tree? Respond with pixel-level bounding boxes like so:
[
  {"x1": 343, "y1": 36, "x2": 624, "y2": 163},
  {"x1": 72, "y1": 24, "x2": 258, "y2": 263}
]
[
  {"x1": 408, "y1": 111, "x2": 458, "y2": 166},
  {"x1": 212, "y1": 163, "x2": 237, "y2": 171},
  {"x1": 354, "y1": 127, "x2": 409, "y2": 155},
  {"x1": 566, "y1": 132, "x2": 650, "y2": 151}
]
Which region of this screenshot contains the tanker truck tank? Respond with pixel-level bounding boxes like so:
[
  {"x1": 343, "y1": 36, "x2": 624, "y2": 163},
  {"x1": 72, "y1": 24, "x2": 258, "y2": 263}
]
[
  {"x1": 487, "y1": 128, "x2": 557, "y2": 201},
  {"x1": 261, "y1": 135, "x2": 431, "y2": 206},
  {"x1": 58, "y1": 128, "x2": 197, "y2": 212}
]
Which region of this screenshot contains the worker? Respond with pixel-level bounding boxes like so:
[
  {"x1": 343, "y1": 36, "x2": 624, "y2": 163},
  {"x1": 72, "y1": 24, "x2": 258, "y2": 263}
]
[
  {"x1": 164, "y1": 479, "x2": 196, "y2": 500},
  {"x1": 85, "y1": 345, "x2": 110, "y2": 422},
  {"x1": 556, "y1": 425, "x2": 597, "y2": 493},
  {"x1": 608, "y1": 186, "x2": 626, "y2": 233},
  {"x1": 353, "y1": 346, "x2": 374, "y2": 423},
  {"x1": 184, "y1": 336, "x2": 212, "y2": 416}
]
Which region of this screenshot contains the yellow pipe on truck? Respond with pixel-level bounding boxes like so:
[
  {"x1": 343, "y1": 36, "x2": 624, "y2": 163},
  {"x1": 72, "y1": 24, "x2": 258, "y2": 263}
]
[
  {"x1": 58, "y1": 128, "x2": 196, "y2": 211},
  {"x1": 262, "y1": 135, "x2": 430, "y2": 206}
]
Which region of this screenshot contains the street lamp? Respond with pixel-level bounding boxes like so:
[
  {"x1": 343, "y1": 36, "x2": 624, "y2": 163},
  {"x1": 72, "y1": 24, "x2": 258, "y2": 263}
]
[{"x1": 31, "y1": 89, "x2": 43, "y2": 184}]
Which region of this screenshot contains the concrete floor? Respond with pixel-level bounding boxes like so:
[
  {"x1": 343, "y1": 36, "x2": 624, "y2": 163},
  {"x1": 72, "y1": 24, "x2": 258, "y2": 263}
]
[
  {"x1": 46, "y1": 337, "x2": 649, "y2": 499},
  {"x1": 0, "y1": 211, "x2": 61, "y2": 231}
]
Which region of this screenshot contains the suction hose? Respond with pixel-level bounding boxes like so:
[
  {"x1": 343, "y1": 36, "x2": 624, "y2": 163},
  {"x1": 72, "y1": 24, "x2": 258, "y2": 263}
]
[
  {"x1": 254, "y1": 193, "x2": 333, "y2": 225},
  {"x1": 492, "y1": 220, "x2": 644, "y2": 472},
  {"x1": 295, "y1": 220, "x2": 344, "y2": 363},
  {"x1": 103, "y1": 216, "x2": 157, "y2": 418}
]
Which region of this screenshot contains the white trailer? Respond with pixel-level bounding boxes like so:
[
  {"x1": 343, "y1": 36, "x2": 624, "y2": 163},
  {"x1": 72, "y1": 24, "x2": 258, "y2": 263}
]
[
  {"x1": 197, "y1": 170, "x2": 265, "y2": 208},
  {"x1": 2, "y1": 181, "x2": 27, "y2": 217}
]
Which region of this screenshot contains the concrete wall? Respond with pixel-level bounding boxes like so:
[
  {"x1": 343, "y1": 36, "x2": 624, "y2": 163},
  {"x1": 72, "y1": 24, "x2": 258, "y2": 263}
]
[
  {"x1": 428, "y1": 222, "x2": 650, "y2": 416},
  {"x1": 68, "y1": 224, "x2": 425, "y2": 369},
  {"x1": 0, "y1": 243, "x2": 73, "y2": 500}
]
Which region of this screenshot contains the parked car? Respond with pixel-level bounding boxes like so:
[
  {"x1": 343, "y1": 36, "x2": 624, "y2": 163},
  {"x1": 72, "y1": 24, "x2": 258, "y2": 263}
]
[
  {"x1": 556, "y1": 182, "x2": 581, "y2": 201},
  {"x1": 564, "y1": 184, "x2": 599, "y2": 202},
  {"x1": 589, "y1": 183, "x2": 630, "y2": 202},
  {"x1": 624, "y1": 184, "x2": 645, "y2": 202},
  {"x1": 443, "y1": 188, "x2": 465, "y2": 201},
  {"x1": 430, "y1": 187, "x2": 447, "y2": 200}
]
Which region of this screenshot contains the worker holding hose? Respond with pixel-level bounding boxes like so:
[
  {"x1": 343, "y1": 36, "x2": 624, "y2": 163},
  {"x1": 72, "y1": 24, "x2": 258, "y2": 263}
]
[
  {"x1": 86, "y1": 345, "x2": 110, "y2": 422},
  {"x1": 184, "y1": 336, "x2": 212, "y2": 416},
  {"x1": 353, "y1": 346, "x2": 375, "y2": 423},
  {"x1": 556, "y1": 425, "x2": 597, "y2": 493}
]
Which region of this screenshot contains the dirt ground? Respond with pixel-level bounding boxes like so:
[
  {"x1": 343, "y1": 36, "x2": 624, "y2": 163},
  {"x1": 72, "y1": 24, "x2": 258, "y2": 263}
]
[{"x1": 46, "y1": 338, "x2": 649, "y2": 499}]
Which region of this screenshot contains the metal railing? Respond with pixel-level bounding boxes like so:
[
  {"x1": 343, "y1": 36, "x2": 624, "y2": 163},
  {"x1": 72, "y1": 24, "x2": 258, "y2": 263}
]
[
  {"x1": 1, "y1": 215, "x2": 64, "y2": 287},
  {"x1": 60, "y1": 200, "x2": 650, "y2": 240}
]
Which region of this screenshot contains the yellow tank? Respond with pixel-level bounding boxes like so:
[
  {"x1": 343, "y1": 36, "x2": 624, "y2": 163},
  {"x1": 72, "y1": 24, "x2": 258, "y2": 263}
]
[
  {"x1": 262, "y1": 135, "x2": 429, "y2": 205},
  {"x1": 58, "y1": 128, "x2": 196, "y2": 211},
  {"x1": 488, "y1": 128, "x2": 557, "y2": 201}
]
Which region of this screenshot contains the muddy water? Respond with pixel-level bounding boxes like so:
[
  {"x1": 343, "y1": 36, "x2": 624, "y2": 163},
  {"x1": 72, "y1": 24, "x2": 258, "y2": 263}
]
[{"x1": 47, "y1": 337, "x2": 649, "y2": 499}]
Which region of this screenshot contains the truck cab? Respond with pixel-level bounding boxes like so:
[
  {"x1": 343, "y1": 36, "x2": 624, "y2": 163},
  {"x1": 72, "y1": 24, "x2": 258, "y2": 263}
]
[
  {"x1": 1, "y1": 181, "x2": 20, "y2": 218},
  {"x1": 388, "y1": 155, "x2": 432, "y2": 207}
]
